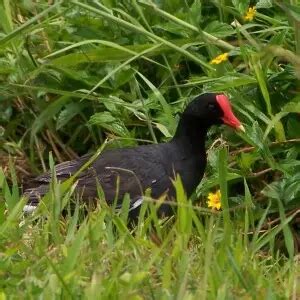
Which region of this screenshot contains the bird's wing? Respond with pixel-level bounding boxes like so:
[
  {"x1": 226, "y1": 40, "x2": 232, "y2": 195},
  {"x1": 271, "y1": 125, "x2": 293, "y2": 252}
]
[
  {"x1": 32, "y1": 154, "x2": 91, "y2": 183},
  {"x1": 24, "y1": 145, "x2": 173, "y2": 205},
  {"x1": 75, "y1": 145, "x2": 174, "y2": 204}
]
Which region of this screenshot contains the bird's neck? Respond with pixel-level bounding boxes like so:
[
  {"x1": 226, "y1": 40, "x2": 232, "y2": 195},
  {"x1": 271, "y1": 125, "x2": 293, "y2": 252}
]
[{"x1": 172, "y1": 116, "x2": 209, "y2": 153}]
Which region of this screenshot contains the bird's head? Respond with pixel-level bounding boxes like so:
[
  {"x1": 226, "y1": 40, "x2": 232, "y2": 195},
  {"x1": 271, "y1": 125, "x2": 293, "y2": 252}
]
[{"x1": 182, "y1": 93, "x2": 245, "y2": 132}]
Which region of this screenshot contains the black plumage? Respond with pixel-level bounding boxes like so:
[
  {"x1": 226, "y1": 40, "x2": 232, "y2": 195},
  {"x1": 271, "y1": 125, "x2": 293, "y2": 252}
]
[{"x1": 23, "y1": 93, "x2": 243, "y2": 216}]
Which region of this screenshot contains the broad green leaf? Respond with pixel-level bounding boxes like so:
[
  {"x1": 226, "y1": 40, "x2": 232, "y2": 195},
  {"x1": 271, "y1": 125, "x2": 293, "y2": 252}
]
[
  {"x1": 232, "y1": 0, "x2": 250, "y2": 14},
  {"x1": 204, "y1": 21, "x2": 235, "y2": 38},
  {"x1": 256, "y1": 0, "x2": 273, "y2": 9},
  {"x1": 56, "y1": 102, "x2": 86, "y2": 130},
  {"x1": 89, "y1": 112, "x2": 130, "y2": 137}
]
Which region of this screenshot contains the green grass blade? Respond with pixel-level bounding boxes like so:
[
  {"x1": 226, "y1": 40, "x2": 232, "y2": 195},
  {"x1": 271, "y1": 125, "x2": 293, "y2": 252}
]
[
  {"x1": 71, "y1": 1, "x2": 214, "y2": 70},
  {"x1": 0, "y1": 1, "x2": 63, "y2": 47}
]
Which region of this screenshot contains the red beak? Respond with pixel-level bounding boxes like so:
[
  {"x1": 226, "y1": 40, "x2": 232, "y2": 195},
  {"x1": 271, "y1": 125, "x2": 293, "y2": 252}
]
[{"x1": 216, "y1": 94, "x2": 245, "y2": 132}]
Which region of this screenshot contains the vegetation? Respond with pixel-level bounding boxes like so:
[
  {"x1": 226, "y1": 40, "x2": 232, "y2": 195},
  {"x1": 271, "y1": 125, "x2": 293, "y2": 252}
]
[{"x1": 0, "y1": 0, "x2": 300, "y2": 298}]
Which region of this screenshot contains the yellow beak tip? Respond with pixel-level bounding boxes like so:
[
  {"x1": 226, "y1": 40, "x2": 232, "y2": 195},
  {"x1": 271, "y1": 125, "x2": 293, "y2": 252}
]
[{"x1": 238, "y1": 124, "x2": 246, "y2": 133}]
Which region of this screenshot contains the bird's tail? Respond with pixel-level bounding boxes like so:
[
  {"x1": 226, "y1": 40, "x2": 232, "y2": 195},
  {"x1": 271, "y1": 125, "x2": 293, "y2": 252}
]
[{"x1": 23, "y1": 185, "x2": 48, "y2": 214}]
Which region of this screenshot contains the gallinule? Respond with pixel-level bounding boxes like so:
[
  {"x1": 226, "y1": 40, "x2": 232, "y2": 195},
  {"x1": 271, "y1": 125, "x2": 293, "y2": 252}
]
[{"x1": 24, "y1": 93, "x2": 244, "y2": 216}]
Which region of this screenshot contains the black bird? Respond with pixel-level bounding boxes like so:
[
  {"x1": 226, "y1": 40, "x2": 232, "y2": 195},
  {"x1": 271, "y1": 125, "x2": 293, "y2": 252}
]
[{"x1": 23, "y1": 93, "x2": 244, "y2": 216}]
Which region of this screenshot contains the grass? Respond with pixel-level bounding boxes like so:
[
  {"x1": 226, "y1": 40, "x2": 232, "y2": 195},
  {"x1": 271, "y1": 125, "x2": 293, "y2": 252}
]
[{"x1": 0, "y1": 0, "x2": 300, "y2": 298}]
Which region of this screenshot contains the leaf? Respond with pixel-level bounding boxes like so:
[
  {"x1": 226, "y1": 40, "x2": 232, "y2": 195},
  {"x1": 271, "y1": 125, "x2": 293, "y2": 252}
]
[
  {"x1": 72, "y1": 1, "x2": 213, "y2": 70},
  {"x1": 152, "y1": 23, "x2": 191, "y2": 38},
  {"x1": 256, "y1": 0, "x2": 273, "y2": 9},
  {"x1": 62, "y1": 221, "x2": 88, "y2": 275},
  {"x1": 89, "y1": 112, "x2": 130, "y2": 137},
  {"x1": 231, "y1": 0, "x2": 250, "y2": 14},
  {"x1": 137, "y1": 71, "x2": 175, "y2": 133},
  {"x1": 197, "y1": 172, "x2": 242, "y2": 195},
  {"x1": 110, "y1": 66, "x2": 136, "y2": 89},
  {"x1": 264, "y1": 99, "x2": 300, "y2": 139},
  {"x1": 238, "y1": 152, "x2": 258, "y2": 171},
  {"x1": 189, "y1": 0, "x2": 202, "y2": 26},
  {"x1": 172, "y1": 174, "x2": 191, "y2": 235},
  {"x1": 263, "y1": 112, "x2": 288, "y2": 140},
  {"x1": 0, "y1": 2, "x2": 62, "y2": 47},
  {"x1": 282, "y1": 100, "x2": 300, "y2": 113},
  {"x1": 245, "y1": 122, "x2": 276, "y2": 169},
  {"x1": 56, "y1": 102, "x2": 86, "y2": 130},
  {"x1": 287, "y1": 117, "x2": 300, "y2": 138},
  {"x1": 252, "y1": 58, "x2": 272, "y2": 116},
  {"x1": 252, "y1": 211, "x2": 296, "y2": 254},
  {"x1": 89, "y1": 112, "x2": 116, "y2": 124},
  {"x1": 204, "y1": 21, "x2": 235, "y2": 38},
  {"x1": 218, "y1": 147, "x2": 231, "y2": 236},
  {"x1": 261, "y1": 173, "x2": 300, "y2": 206},
  {"x1": 244, "y1": 178, "x2": 255, "y2": 233},
  {"x1": 276, "y1": 197, "x2": 294, "y2": 258},
  {"x1": 155, "y1": 122, "x2": 172, "y2": 138},
  {"x1": 47, "y1": 39, "x2": 188, "y2": 67},
  {"x1": 186, "y1": 74, "x2": 257, "y2": 90}
]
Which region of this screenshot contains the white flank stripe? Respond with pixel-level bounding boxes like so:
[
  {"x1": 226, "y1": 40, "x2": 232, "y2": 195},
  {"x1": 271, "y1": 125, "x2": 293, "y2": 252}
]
[
  {"x1": 23, "y1": 205, "x2": 37, "y2": 214},
  {"x1": 129, "y1": 198, "x2": 143, "y2": 211}
]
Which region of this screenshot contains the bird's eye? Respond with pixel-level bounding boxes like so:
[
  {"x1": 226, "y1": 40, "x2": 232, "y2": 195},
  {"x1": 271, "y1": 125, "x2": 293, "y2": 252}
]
[{"x1": 207, "y1": 103, "x2": 217, "y2": 111}]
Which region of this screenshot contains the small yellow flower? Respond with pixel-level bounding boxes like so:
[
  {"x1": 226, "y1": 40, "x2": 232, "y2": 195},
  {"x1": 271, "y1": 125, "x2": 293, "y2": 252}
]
[
  {"x1": 207, "y1": 190, "x2": 222, "y2": 210},
  {"x1": 244, "y1": 6, "x2": 256, "y2": 21},
  {"x1": 210, "y1": 53, "x2": 229, "y2": 65}
]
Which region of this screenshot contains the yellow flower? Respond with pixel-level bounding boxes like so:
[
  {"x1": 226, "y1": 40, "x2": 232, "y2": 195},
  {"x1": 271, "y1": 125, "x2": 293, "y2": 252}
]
[
  {"x1": 207, "y1": 190, "x2": 222, "y2": 210},
  {"x1": 244, "y1": 6, "x2": 256, "y2": 21},
  {"x1": 210, "y1": 53, "x2": 229, "y2": 65}
]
